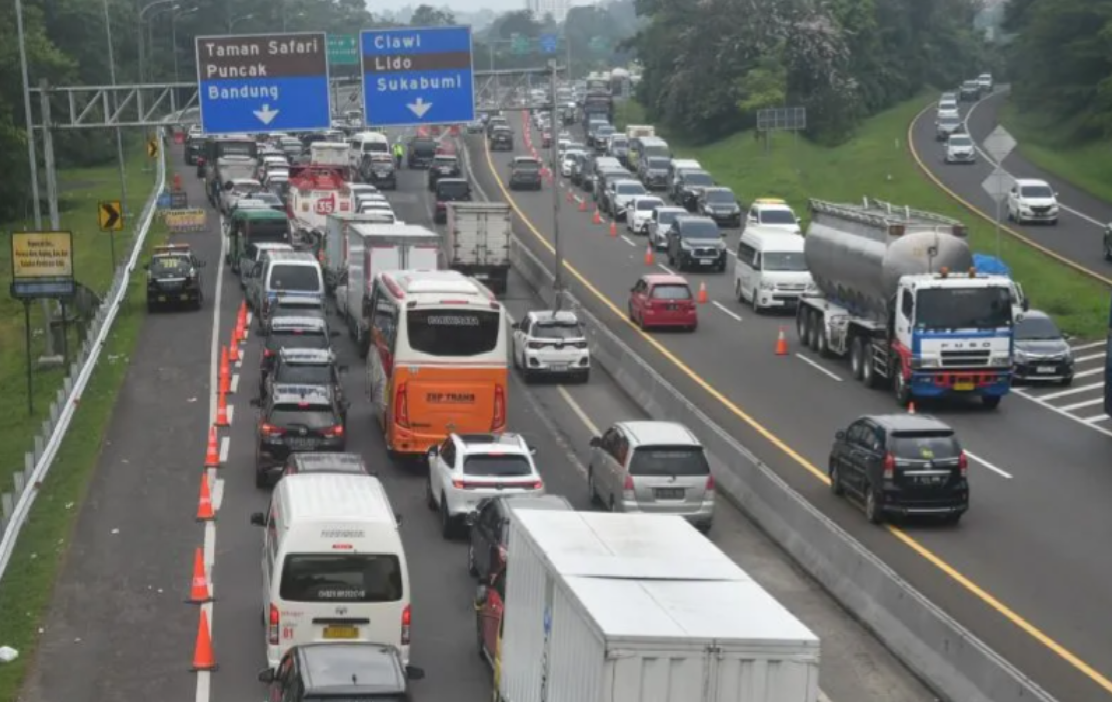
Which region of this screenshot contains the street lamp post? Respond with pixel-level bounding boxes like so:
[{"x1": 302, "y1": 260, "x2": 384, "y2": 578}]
[{"x1": 139, "y1": 0, "x2": 177, "y2": 83}]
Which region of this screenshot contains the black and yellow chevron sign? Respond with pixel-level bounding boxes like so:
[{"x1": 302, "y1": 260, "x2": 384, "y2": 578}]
[
  {"x1": 147, "y1": 138, "x2": 159, "y2": 158},
  {"x1": 98, "y1": 200, "x2": 123, "y2": 232}
]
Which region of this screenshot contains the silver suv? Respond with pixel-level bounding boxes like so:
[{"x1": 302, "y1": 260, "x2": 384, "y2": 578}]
[{"x1": 587, "y1": 421, "x2": 715, "y2": 532}]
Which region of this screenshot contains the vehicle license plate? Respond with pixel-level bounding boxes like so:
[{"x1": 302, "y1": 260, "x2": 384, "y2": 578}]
[
  {"x1": 699, "y1": 259, "x2": 714, "y2": 265},
  {"x1": 287, "y1": 437, "x2": 318, "y2": 450},
  {"x1": 654, "y1": 488, "x2": 685, "y2": 500},
  {"x1": 913, "y1": 476, "x2": 943, "y2": 486},
  {"x1": 1036, "y1": 365, "x2": 1056, "y2": 374},
  {"x1": 953, "y1": 381, "x2": 975, "y2": 391},
  {"x1": 323, "y1": 625, "x2": 358, "y2": 639},
  {"x1": 158, "y1": 296, "x2": 167, "y2": 302}
]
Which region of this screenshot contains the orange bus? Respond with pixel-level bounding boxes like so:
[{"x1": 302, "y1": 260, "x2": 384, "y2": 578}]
[{"x1": 366, "y1": 270, "x2": 509, "y2": 457}]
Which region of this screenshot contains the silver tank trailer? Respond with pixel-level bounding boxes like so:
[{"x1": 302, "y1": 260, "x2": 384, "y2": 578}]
[{"x1": 805, "y1": 216, "x2": 973, "y2": 322}]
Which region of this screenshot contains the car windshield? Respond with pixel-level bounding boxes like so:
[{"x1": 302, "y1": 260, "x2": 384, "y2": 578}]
[
  {"x1": 279, "y1": 554, "x2": 403, "y2": 603},
  {"x1": 628, "y1": 446, "x2": 710, "y2": 476},
  {"x1": 1016, "y1": 316, "x2": 1062, "y2": 340},
  {"x1": 611, "y1": 137, "x2": 628, "y2": 147},
  {"x1": 463, "y1": 454, "x2": 533, "y2": 477},
  {"x1": 760, "y1": 209, "x2": 797, "y2": 225},
  {"x1": 616, "y1": 183, "x2": 646, "y2": 195},
  {"x1": 434, "y1": 157, "x2": 456, "y2": 167},
  {"x1": 269, "y1": 264, "x2": 320, "y2": 293},
  {"x1": 266, "y1": 330, "x2": 330, "y2": 352},
  {"x1": 890, "y1": 432, "x2": 960, "y2": 461},
  {"x1": 939, "y1": 118, "x2": 960, "y2": 128},
  {"x1": 683, "y1": 173, "x2": 714, "y2": 187},
  {"x1": 233, "y1": 182, "x2": 262, "y2": 195},
  {"x1": 657, "y1": 210, "x2": 682, "y2": 226},
  {"x1": 636, "y1": 199, "x2": 663, "y2": 211},
  {"x1": 647, "y1": 157, "x2": 670, "y2": 170},
  {"x1": 436, "y1": 181, "x2": 470, "y2": 199},
  {"x1": 915, "y1": 287, "x2": 1013, "y2": 330},
  {"x1": 762, "y1": 251, "x2": 807, "y2": 271},
  {"x1": 514, "y1": 160, "x2": 540, "y2": 171},
  {"x1": 151, "y1": 256, "x2": 191, "y2": 274},
  {"x1": 679, "y1": 221, "x2": 719, "y2": 238},
  {"x1": 949, "y1": 135, "x2": 972, "y2": 147},
  {"x1": 533, "y1": 321, "x2": 583, "y2": 339},
  {"x1": 275, "y1": 363, "x2": 333, "y2": 385},
  {"x1": 963, "y1": 81, "x2": 978, "y2": 88},
  {"x1": 650, "y1": 284, "x2": 691, "y2": 300},
  {"x1": 939, "y1": 102, "x2": 956, "y2": 110},
  {"x1": 1020, "y1": 185, "x2": 1054, "y2": 198},
  {"x1": 705, "y1": 190, "x2": 735, "y2": 203},
  {"x1": 269, "y1": 405, "x2": 336, "y2": 429}
]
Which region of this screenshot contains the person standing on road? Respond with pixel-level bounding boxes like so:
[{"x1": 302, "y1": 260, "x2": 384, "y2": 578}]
[{"x1": 393, "y1": 141, "x2": 405, "y2": 169}]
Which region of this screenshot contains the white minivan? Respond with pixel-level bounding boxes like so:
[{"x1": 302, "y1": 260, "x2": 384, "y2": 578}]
[
  {"x1": 250, "y1": 473, "x2": 411, "y2": 671},
  {"x1": 733, "y1": 229, "x2": 814, "y2": 312},
  {"x1": 260, "y1": 251, "x2": 324, "y2": 327}
]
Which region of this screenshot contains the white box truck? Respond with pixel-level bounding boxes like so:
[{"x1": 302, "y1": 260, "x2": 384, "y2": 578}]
[
  {"x1": 344, "y1": 223, "x2": 442, "y2": 357},
  {"x1": 309, "y1": 142, "x2": 349, "y2": 167},
  {"x1": 445, "y1": 202, "x2": 512, "y2": 295},
  {"x1": 324, "y1": 212, "x2": 400, "y2": 295},
  {"x1": 498, "y1": 511, "x2": 820, "y2": 702}
]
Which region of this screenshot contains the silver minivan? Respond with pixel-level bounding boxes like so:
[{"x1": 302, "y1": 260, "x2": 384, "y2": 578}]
[{"x1": 587, "y1": 421, "x2": 715, "y2": 532}]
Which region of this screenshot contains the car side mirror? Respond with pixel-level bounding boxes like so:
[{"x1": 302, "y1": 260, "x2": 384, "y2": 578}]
[
  {"x1": 465, "y1": 510, "x2": 479, "y2": 527},
  {"x1": 835, "y1": 430, "x2": 846, "y2": 441},
  {"x1": 406, "y1": 665, "x2": 426, "y2": 681},
  {"x1": 1021, "y1": 299, "x2": 1030, "y2": 312},
  {"x1": 257, "y1": 667, "x2": 275, "y2": 683},
  {"x1": 250, "y1": 512, "x2": 266, "y2": 527},
  {"x1": 529, "y1": 445, "x2": 537, "y2": 456},
  {"x1": 589, "y1": 436, "x2": 601, "y2": 448}
]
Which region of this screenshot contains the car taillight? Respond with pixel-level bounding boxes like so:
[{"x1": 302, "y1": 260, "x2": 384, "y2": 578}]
[
  {"x1": 883, "y1": 453, "x2": 896, "y2": 480},
  {"x1": 261, "y1": 423, "x2": 285, "y2": 436},
  {"x1": 268, "y1": 604, "x2": 280, "y2": 645},
  {"x1": 530, "y1": 480, "x2": 544, "y2": 490},
  {"x1": 492, "y1": 385, "x2": 506, "y2": 430},
  {"x1": 623, "y1": 475, "x2": 635, "y2": 493},
  {"x1": 958, "y1": 451, "x2": 968, "y2": 477},
  {"x1": 452, "y1": 479, "x2": 469, "y2": 489},
  {"x1": 323, "y1": 425, "x2": 344, "y2": 437},
  {"x1": 394, "y1": 382, "x2": 409, "y2": 428},
  {"x1": 705, "y1": 475, "x2": 715, "y2": 492},
  {"x1": 401, "y1": 604, "x2": 411, "y2": 646}
]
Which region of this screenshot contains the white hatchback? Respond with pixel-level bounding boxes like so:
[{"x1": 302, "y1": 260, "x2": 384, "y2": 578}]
[
  {"x1": 426, "y1": 433, "x2": 544, "y2": 538},
  {"x1": 625, "y1": 196, "x2": 666, "y2": 234}
]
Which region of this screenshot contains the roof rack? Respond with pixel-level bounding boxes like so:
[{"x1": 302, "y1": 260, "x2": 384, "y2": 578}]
[
  {"x1": 808, "y1": 198, "x2": 967, "y2": 237},
  {"x1": 153, "y1": 244, "x2": 191, "y2": 255}
]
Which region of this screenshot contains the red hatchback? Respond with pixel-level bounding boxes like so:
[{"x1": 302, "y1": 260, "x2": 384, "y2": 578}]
[{"x1": 628, "y1": 275, "x2": 698, "y2": 331}]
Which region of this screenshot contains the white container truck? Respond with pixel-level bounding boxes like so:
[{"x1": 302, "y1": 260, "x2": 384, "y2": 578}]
[
  {"x1": 344, "y1": 223, "x2": 442, "y2": 357},
  {"x1": 308, "y1": 142, "x2": 348, "y2": 167},
  {"x1": 798, "y1": 198, "x2": 1016, "y2": 408},
  {"x1": 324, "y1": 212, "x2": 401, "y2": 294},
  {"x1": 445, "y1": 202, "x2": 512, "y2": 295},
  {"x1": 498, "y1": 510, "x2": 820, "y2": 702}
]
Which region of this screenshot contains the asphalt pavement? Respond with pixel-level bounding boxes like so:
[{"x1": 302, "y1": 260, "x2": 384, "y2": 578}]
[
  {"x1": 466, "y1": 114, "x2": 1112, "y2": 702},
  {"x1": 909, "y1": 89, "x2": 1112, "y2": 279}
]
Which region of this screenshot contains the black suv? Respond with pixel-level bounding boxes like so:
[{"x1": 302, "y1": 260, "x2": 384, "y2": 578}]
[
  {"x1": 252, "y1": 384, "x2": 347, "y2": 487},
  {"x1": 145, "y1": 244, "x2": 205, "y2": 311},
  {"x1": 489, "y1": 126, "x2": 514, "y2": 151},
  {"x1": 282, "y1": 451, "x2": 372, "y2": 479},
  {"x1": 360, "y1": 153, "x2": 397, "y2": 189},
  {"x1": 260, "y1": 316, "x2": 337, "y2": 395},
  {"x1": 508, "y1": 157, "x2": 543, "y2": 191},
  {"x1": 407, "y1": 136, "x2": 437, "y2": 168},
  {"x1": 828, "y1": 414, "x2": 969, "y2": 525},
  {"x1": 674, "y1": 170, "x2": 715, "y2": 211},
  {"x1": 184, "y1": 135, "x2": 202, "y2": 166},
  {"x1": 959, "y1": 80, "x2": 981, "y2": 102},
  {"x1": 666, "y1": 216, "x2": 726, "y2": 272},
  {"x1": 465, "y1": 494, "x2": 573, "y2": 583},
  {"x1": 258, "y1": 643, "x2": 424, "y2": 701},
  {"x1": 263, "y1": 348, "x2": 349, "y2": 419},
  {"x1": 697, "y1": 187, "x2": 742, "y2": 228},
  {"x1": 433, "y1": 178, "x2": 471, "y2": 224},
  {"x1": 427, "y1": 154, "x2": 461, "y2": 190}
]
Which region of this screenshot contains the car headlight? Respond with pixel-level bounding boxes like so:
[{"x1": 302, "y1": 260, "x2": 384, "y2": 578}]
[
  {"x1": 991, "y1": 355, "x2": 1012, "y2": 366},
  {"x1": 804, "y1": 282, "x2": 818, "y2": 294},
  {"x1": 911, "y1": 357, "x2": 940, "y2": 369},
  {"x1": 760, "y1": 281, "x2": 775, "y2": 290}
]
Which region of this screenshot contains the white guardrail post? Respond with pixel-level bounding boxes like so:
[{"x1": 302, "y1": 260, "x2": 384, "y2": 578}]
[{"x1": 0, "y1": 124, "x2": 168, "y2": 579}]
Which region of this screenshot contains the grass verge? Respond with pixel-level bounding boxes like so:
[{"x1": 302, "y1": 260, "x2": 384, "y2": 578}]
[
  {"x1": 998, "y1": 102, "x2": 1110, "y2": 204},
  {"x1": 0, "y1": 143, "x2": 155, "y2": 501},
  {"x1": 617, "y1": 96, "x2": 1108, "y2": 338}
]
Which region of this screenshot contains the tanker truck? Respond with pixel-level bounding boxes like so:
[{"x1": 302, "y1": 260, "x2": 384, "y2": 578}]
[{"x1": 797, "y1": 198, "x2": 1016, "y2": 409}]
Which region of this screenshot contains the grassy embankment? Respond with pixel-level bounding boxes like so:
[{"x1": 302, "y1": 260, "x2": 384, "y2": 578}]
[
  {"x1": 614, "y1": 98, "x2": 1108, "y2": 338},
  {"x1": 998, "y1": 102, "x2": 1110, "y2": 204},
  {"x1": 0, "y1": 142, "x2": 169, "y2": 700}
]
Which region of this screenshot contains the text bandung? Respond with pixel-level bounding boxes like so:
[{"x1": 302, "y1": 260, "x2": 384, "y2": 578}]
[{"x1": 207, "y1": 84, "x2": 280, "y2": 101}]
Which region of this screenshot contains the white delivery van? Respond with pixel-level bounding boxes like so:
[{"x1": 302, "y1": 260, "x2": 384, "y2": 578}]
[
  {"x1": 732, "y1": 229, "x2": 814, "y2": 312},
  {"x1": 250, "y1": 474, "x2": 411, "y2": 671},
  {"x1": 348, "y1": 131, "x2": 391, "y2": 170},
  {"x1": 445, "y1": 202, "x2": 513, "y2": 295},
  {"x1": 344, "y1": 223, "x2": 442, "y2": 355},
  {"x1": 499, "y1": 511, "x2": 820, "y2": 702},
  {"x1": 260, "y1": 251, "x2": 324, "y2": 325}
]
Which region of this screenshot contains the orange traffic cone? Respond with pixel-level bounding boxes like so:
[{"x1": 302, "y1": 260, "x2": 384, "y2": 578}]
[
  {"x1": 196, "y1": 474, "x2": 215, "y2": 522},
  {"x1": 578, "y1": 198, "x2": 587, "y2": 213},
  {"x1": 215, "y1": 391, "x2": 229, "y2": 427},
  {"x1": 644, "y1": 245, "x2": 655, "y2": 266},
  {"x1": 609, "y1": 220, "x2": 618, "y2": 238},
  {"x1": 172, "y1": 173, "x2": 182, "y2": 191},
  {"x1": 228, "y1": 335, "x2": 240, "y2": 363},
  {"x1": 238, "y1": 301, "x2": 248, "y2": 327},
  {"x1": 592, "y1": 209, "x2": 602, "y2": 225},
  {"x1": 191, "y1": 610, "x2": 218, "y2": 671},
  {"x1": 187, "y1": 547, "x2": 213, "y2": 604},
  {"x1": 907, "y1": 402, "x2": 916, "y2": 414},
  {"x1": 204, "y1": 426, "x2": 221, "y2": 468},
  {"x1": 219, "y1": 344, "x2": 230, "y2": 377},
  {"x1": 775, "y1": 327, "x2": 789, "y2": 356},
  {"x1": 697, "y1": 282, "x2": 709, "y2": 304}
]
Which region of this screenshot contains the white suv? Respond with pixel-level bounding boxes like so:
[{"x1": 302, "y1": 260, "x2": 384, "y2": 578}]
[
  {"x1": 512, "y1": 310, "x2": 590, "y2": 382},
  {"x1": 426, "y1": 433, "x2": 544, "y2": 538},
  {"x1": 625, "y1": 196, "x2": 666, "y2": 235},
  {"x1": 1007, "y1": 178, "x2": 1059, "y2": 225}
]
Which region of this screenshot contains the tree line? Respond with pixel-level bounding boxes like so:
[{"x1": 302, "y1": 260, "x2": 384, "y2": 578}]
[
  {"x1": 1003, "y1": 0, "x2": 1110, "y2": 141},
  {"x1": 629, "y1": 0, "x2": 989, "y2": 144}
]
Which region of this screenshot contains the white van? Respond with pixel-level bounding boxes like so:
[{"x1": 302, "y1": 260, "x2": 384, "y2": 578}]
[
  {"x1": 733, "y1": 230, "x2": 814, "y2": 311},
  {"x1": 348, "y1": 131, "x2": 390, "y2": 170},
  {"x1": 250, "y1": 474, "x2": 411, "y2": 670},
  {"x1": 261, "y1": 251, "x2": 324, "y2": 323}
]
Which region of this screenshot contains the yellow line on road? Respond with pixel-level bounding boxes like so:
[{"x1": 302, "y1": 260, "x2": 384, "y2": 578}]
[{"x1": 482, "y1": 138, "x2": 1112, "y2": 693}]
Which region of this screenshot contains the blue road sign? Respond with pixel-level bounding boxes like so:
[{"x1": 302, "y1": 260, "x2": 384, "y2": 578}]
[
  {"x1": 539, "y1": 34, "x2": 559, "y2": 54},
  {"x1": 195, "y1": 32, "x2": 332, "y2": 135},
  {"x1": 360, "y1": 25, "x2": 475, "y2": 127}
]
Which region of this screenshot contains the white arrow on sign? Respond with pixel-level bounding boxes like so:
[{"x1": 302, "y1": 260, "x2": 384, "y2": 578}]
[
  {"x1": 407, "y1": 98, "x2": 433, "y2": 119},
  {"x1": 253, "y1": 104, "x2": 279, "y2": 125}
]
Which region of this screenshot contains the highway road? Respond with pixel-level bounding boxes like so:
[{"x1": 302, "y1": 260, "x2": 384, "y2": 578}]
[
  {"x1": 467, "y1": 113, "x2": 1112, "y2": 702},
  {"x1": 13, "y1": 136, "x2": 934, "y2": 702},
  {"x1": 909, "y1": 88, "x2": 1112, "y2": 279}
]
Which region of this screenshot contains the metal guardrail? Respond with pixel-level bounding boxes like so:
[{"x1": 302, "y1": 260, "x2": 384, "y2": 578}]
[{"x1": 0, "y1": 130, "x2": 167, "y2": 579}]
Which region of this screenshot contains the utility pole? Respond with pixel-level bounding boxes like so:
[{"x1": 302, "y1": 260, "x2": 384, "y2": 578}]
[
  {"x1": 103, "y1": 0, "x2": 127, "y2": 271},
  {"x1": 549, "y1": 59, "x2": 564, "y2": 310},
  {"x1": 16, "y1": 0, "x2": 58, "y2": 362}
]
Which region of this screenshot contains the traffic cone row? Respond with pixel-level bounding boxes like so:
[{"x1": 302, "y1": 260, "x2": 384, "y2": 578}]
[
  {"x1": 218, "y1": 346, "x2": 231, "y2": 395},
  {"x1": 592, "y1": 209, "x2": 602, "y2": 225},
  {"x1": 191, "y1": 610, "x2": 217, "y2": 671},
  {"x1": 215, "y1": 390, "x2": 230, "y2": 427},
  {"x1": 187, "y1": 547, "x2": 213, "y2": 604},
  {"x1": 204, "y1": 426, "x2": 221, "y2": 468}
]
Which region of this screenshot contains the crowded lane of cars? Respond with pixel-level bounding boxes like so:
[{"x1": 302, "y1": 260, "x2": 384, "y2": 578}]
[{"x1": 466, "y1": 111, "x2": 1111, "y2": 702}]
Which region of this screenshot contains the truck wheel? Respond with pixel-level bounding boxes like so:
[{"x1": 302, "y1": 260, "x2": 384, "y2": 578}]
[
  {"x1": 893, "y1": 365, "x2": 911, "y2": 407},
  {"x1": 861, "y1": 350, "x2": 879, "y2": 389},
  {"x1": 849, "y1": 338, "x2": 865, "y2": 380},
  {"x1": 815, "y1": 322, "x2": 830, "y2": 357},
  {"x1": 982, "y1": 395, "x2": 1001, "y2": 410},
  {"x1": 796, "y1": 307, "x2": 809, "y2": 344},
  {"x1": 808, "y1": 311, "x2": 822, "y2": 352}
]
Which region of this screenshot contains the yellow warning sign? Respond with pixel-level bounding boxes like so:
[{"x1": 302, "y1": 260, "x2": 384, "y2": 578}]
[
  {"x1": 11, "y1": 231, "x2": 74, "y2": 280},
  {"x1": 147, "y1": 138, "x2": 159, "y2": 158},
  {"x1": 163, "y1": 208, "x2": 207, "y2": 233},
  {"x1": 99, "y1": 200, "x2": 124, "y2": 232}
]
